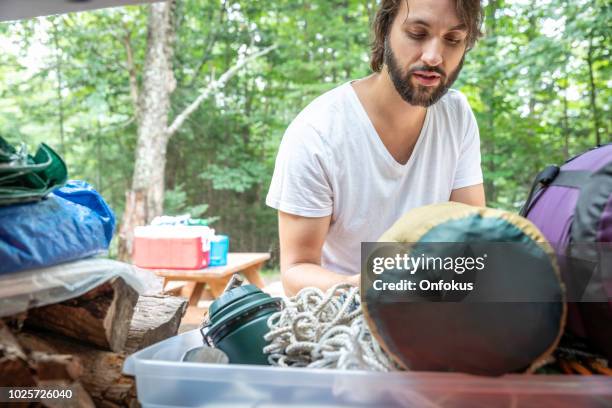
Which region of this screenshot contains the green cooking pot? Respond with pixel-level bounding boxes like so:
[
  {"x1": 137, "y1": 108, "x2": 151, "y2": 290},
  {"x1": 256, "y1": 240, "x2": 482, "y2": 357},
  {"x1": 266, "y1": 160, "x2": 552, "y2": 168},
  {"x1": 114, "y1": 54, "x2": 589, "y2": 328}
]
[{"x1": 201, "y1": 284, "x2": 282, "y2": 365}]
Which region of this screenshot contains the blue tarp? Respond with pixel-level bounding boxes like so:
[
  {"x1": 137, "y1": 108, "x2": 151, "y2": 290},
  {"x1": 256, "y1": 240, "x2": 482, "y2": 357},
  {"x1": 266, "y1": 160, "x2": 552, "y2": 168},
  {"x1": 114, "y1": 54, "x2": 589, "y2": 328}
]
[{"x1": 0, "y1": 180, "x2": 115, "y2": 274}]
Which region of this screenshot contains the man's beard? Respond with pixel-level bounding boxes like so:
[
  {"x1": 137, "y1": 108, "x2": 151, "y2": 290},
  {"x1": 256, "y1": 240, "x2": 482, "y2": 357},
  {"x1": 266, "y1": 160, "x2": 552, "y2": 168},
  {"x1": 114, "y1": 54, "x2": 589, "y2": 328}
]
[{"x1": 383, "y1": 37, "x2": 464, "y2": 107}]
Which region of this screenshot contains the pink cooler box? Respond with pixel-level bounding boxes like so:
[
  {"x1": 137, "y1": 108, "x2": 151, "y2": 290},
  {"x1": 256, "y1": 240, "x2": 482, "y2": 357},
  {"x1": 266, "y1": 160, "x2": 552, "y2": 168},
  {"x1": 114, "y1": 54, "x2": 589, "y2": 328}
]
[{"x1": 132, "y1": 226, "x2": 211, "y2": 270}]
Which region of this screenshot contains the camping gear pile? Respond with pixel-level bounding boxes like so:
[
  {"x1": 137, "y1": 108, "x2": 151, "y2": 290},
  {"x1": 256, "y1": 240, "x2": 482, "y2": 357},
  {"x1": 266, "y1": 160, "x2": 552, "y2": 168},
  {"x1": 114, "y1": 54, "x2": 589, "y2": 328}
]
[
  {"x1": 244, "y1": 145, "x2": 611, "y2": 377},
  {"x1": 196, "y1": 275, "x2": 394, "y2": 370},
  {"x1": 254, "y1": 203, "x2": 566, "y2": 376},
  {"x1": 0, "y1": 137, "x2": 115, "y2": 274},
  {"x1": 0, "y1": 138, "x2": 189, "y2": 406}
]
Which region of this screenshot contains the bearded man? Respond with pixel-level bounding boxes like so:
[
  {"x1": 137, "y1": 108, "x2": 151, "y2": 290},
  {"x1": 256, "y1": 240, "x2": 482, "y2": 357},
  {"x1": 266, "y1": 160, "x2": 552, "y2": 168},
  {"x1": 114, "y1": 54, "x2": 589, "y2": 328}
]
[{"x1": 267, "y1": 0, "x2": 485, "y2": 295}]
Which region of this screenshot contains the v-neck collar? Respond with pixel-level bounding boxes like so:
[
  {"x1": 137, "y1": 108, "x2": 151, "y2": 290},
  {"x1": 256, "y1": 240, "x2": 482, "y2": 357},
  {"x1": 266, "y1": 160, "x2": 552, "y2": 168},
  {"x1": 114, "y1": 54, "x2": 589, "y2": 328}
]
[{"x1": 346, "y1": 81, "x2": 432, "y2": 175}]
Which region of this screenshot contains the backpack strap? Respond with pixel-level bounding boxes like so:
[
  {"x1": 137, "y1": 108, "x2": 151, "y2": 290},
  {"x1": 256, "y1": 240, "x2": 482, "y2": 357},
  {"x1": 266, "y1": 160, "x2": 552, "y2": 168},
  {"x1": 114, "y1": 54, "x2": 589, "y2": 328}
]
[
  {"x1": 520, "y1": 167, "x2": 593, "y2": 216},
  {"x1": 550, "y1": 170, "x2": 592, "y2": 189},
  {"x1": 520, "y1": 165, "x2": 560, "y2": 216}
]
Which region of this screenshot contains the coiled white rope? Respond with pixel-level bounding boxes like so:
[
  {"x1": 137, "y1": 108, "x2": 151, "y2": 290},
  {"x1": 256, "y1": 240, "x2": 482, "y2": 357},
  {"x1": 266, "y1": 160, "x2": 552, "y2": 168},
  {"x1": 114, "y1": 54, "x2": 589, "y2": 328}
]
[{"x1": 263, "y1": 284, "x2": 399, "y2": 371}]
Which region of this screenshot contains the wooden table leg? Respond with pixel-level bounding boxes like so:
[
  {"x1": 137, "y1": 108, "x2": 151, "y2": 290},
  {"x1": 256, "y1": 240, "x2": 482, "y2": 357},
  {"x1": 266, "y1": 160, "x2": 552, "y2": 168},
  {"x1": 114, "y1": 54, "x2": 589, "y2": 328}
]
[
  {"x1": 189, "y1": 282, "x2": 206, "y2": 307},
  {"x1": 162, "y1": 277, "x2": 168, "y2": 292},
  {"x1": 242, "y1": 263, "x2": 266, "y2": 289},
  {"x1": 208, "y1": 276, "x2": 232, "y2": 298},
  {"x1": 181, "y1": 282, "x2": 197, "y2": 298}
]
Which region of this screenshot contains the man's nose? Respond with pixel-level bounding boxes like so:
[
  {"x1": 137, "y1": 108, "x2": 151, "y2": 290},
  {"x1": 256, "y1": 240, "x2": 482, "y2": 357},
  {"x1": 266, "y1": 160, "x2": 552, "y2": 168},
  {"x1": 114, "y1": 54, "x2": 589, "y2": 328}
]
[{"x1": 421, "y1": 38, "x2": 443, "y2": 67}]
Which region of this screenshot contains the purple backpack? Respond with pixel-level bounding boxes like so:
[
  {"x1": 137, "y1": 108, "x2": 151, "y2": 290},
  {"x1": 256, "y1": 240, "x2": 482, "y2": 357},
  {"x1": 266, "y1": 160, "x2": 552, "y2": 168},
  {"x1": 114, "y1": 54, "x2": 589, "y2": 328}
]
[{"x1": 521, "y1": 144, "x2": 612, "y2": 358}]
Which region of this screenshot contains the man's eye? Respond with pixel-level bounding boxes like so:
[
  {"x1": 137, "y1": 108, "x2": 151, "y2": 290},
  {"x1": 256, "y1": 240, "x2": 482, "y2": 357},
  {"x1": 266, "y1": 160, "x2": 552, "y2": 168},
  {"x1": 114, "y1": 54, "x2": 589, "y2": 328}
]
[
  {"x1": 445, "y1": 37, "x2": 462, "y2": 45},
  {"x1": 407, "y1": 32, "x2": 426, "y2": 40}
]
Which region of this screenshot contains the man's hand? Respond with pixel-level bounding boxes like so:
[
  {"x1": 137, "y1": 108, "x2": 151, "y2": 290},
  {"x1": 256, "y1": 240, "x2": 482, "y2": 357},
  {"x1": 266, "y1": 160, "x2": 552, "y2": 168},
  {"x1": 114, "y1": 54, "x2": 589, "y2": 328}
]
[
  {"x1": 278, "y1": 211, "x2": 360, "y2": 296},
  {"x1": 347, "y1": 272, "x2": 361, "y2": 288}
]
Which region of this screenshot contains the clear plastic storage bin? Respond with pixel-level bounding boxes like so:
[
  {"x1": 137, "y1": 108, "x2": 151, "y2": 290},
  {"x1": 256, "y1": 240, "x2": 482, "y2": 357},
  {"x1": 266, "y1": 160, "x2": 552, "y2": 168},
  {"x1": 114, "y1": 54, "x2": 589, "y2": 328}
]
[{"x1": 123, "y1": 330, "x2": 612, "y2": 408}]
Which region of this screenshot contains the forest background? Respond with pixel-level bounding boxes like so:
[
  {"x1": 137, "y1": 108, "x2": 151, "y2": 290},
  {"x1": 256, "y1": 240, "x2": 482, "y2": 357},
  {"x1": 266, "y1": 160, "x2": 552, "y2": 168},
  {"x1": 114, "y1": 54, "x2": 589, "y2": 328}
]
[{"x1": 0, "y1": 0, "x2": 610, "y2": 265}]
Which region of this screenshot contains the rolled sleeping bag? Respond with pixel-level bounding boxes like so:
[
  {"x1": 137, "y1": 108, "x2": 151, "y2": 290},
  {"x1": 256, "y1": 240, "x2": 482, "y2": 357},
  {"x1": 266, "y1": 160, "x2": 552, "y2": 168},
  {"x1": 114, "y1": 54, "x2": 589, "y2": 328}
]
[{"x1": 362, "y1": 202, "x2": 566, "y2": 376}]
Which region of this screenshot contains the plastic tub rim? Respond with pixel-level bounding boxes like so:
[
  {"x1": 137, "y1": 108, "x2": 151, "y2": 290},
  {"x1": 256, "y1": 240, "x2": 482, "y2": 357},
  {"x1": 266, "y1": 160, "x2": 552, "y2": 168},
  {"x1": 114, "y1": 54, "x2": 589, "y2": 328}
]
[{"x1": 123, "y1": 330, "x2": 612, "y2": 397}]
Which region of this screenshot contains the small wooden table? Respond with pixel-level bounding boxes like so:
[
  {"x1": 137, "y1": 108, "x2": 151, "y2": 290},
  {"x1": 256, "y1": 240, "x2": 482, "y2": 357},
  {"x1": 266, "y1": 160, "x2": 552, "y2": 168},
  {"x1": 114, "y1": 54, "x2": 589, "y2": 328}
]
[{"x1": 155, "y1": 252, "x2": 270, "y2": 306}]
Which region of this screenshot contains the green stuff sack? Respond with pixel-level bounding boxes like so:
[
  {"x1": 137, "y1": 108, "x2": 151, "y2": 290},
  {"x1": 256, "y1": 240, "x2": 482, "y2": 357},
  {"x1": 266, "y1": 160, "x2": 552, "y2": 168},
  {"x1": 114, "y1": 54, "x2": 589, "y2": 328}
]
[
  {"x1": 0, "y1": 137, "x2": 67, "y2": 205},
  {"x1": 363, "y1": 202, "x2": 566, "y2": 376}
]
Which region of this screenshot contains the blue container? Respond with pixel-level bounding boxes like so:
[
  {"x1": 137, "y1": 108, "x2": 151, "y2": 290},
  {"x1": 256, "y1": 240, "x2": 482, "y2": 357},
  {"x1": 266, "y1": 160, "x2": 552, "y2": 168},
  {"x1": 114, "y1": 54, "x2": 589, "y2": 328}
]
[{"x1": 209, "y1": 235, "x2": 229, "y2": 266}]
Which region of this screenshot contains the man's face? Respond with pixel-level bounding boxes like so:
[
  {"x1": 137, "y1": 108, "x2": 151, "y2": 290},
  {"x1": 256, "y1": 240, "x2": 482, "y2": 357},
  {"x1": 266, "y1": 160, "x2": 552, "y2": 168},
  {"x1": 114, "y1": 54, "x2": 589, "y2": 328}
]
[{"x1": 383, "y1": 0, "x2": 468, "y2": 107}]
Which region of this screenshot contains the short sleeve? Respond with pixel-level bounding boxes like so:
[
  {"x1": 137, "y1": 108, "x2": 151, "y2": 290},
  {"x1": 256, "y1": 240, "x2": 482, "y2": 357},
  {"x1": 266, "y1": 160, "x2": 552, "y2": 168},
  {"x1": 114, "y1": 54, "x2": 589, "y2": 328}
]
[
  {"x1": 266, "y1": 121, "x2": 334, "y2": 217},
  {"x1": 452, "y1": 100, "x2": 484, "y2": 190}
]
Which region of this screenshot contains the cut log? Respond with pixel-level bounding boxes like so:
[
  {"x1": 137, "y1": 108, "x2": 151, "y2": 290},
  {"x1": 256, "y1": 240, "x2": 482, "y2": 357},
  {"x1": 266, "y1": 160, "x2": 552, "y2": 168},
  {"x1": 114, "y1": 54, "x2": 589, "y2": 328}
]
[
  {"x1": 16, "y1": 331, "x2": 138, "y2": 408},
  {"x1": 30, "y1": 351, "x2": 82, "y2": 381},
  {"x1": 38, "y1": 381, "x2": 96, "y2": 408},
  {"x1": 124, "y1": 294, "x2": 188, "y2": 354},
  {"x1": 26, "y1": 277, "x2": 139, "y2": 352},
  {"x1": 3, "y1": 330, "x2": 83, "y2": 383},
  {"x1": 0, "y1": 321, "x2": 36, "y2": 387},
  {"x1": 2, "y1": 311, "x2": 28, "y2": 331},
  {"x1": 1, "y1": 322, "x2": 96, "y2": 407}
]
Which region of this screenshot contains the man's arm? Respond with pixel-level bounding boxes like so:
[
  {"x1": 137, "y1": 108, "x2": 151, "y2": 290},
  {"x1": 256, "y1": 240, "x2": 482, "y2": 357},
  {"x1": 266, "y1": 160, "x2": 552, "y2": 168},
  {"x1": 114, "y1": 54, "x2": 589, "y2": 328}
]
[
  {"x1": 278, "y1": 211, "x2": 359, "y2": 296},
  {"x1": 450, "y1": 183, "x2": 486, "y2": 207}
]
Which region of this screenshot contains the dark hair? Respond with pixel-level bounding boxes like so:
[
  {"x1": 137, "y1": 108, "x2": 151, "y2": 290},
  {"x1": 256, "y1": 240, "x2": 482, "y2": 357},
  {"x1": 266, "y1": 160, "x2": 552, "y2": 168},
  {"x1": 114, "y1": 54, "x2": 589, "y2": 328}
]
[{"x1": 370, "y1": 0, "x2": 483, "y2": 72}]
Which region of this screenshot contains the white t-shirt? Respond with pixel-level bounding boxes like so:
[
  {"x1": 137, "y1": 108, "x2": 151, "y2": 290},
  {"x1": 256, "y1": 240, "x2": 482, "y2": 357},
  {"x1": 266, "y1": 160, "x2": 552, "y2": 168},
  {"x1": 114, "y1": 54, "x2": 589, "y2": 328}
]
[{"x1": 266, "y1": 82, "x2": 483, "y2": 275}]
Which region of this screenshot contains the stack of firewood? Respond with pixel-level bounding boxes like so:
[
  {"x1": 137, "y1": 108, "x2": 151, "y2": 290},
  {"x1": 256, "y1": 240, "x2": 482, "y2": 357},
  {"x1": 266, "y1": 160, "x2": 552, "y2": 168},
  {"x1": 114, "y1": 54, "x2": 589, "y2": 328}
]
[{"x1": 0, "y1": 277, "x2": 188, "y2": 407}]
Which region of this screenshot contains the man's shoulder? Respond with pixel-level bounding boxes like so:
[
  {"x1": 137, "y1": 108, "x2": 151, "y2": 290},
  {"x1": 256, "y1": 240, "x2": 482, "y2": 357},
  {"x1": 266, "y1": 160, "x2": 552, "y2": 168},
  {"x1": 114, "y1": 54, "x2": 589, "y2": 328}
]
[
  {"x1": 291, "y1": 82, "x2": 354, "y2": 134},
  {"x1": 427, "y1": 89, "x2": 479, "y2": 149},
  {"x1": 435, "y1": 89, "x2": 474, "y2": 118},
  {"x1": 437, "y1": 89, "x2": 471, "y2": 111},
  {"x1": 429, "y1": 89, "x2": 476, "y2": 136}
]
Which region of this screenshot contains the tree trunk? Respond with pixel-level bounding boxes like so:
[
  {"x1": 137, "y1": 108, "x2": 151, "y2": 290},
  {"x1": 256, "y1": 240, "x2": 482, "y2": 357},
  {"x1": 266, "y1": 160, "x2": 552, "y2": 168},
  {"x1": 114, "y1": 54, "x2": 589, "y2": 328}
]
[
  {"x1": 118, "y1": 1, "x2": 176, "y2": 261},
  {"x1": 116, "y1": 0, "x2": 274, "y2": 261}
]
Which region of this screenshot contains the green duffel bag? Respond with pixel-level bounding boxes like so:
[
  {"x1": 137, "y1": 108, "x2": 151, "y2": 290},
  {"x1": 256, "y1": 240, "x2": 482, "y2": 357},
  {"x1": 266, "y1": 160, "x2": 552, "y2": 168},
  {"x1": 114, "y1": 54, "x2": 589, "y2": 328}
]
[{"x1": 0, "y1": 136, "x2": 68, "y2": 205}]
